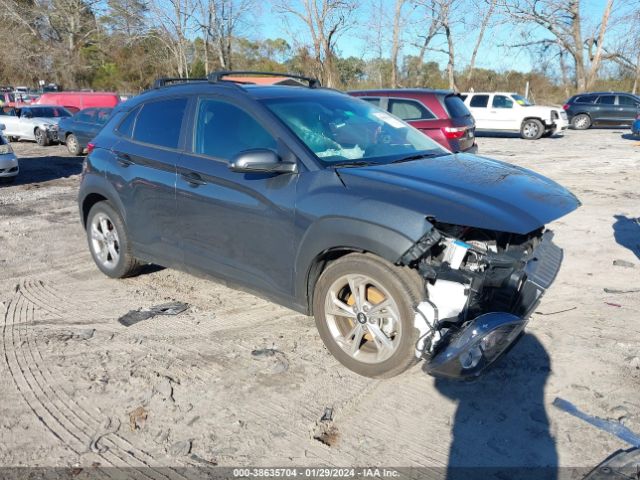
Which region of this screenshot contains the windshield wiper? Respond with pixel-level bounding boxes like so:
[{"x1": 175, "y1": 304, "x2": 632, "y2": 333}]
[
  {"x1": 391, "y1": 152, "x2": 449, "y2": 164},
  {"x1": 329, "y1": 160, "x2": 381, "y2": 168}
]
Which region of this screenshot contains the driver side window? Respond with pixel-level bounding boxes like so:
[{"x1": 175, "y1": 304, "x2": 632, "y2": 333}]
[
  {"x1": 492, "y1": 95, "x2": 514, "y2": 109},
  {"x1": 194, "y1": 99, "x2": 277, "y2": 161}
]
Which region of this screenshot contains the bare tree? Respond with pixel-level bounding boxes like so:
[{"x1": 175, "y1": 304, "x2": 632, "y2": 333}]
[
  {"x1": 390, "y1": 0, "x2": 406, "y2": 87},
  {"x1": 149, "y1": 0, "x2": 197, "y2": 77},
  {"x1": 274, "y1": 0, "x2": 357, "y2": 87},
  {"x1": 467, "y1": 0, "x2": 497, "y2": 81},
  {"x1": 499, "y1": 0, "x2": 616, "y2": 91}
]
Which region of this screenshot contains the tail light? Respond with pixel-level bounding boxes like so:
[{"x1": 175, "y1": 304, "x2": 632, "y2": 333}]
[
  {"x1": 562, "y1": 104, "x2": 570, "y2": 110},
  {"x1": 441, "y1": 126, "x2": 467, "y2": 140},
  {"x1": 86, "y1": 142, "x2": 95, "y2": 154}
]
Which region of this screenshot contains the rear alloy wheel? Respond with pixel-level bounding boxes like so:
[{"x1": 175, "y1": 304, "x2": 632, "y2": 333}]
[
  {"x1": 66, "y1": 134, "x2": 82, "y2": 155},
  {"x1": 86, "y1": 201, "x2": 141, "y2": 278},
  {"x1": 313, "y1": 253, "x2": 422, "y2": 378},
  {"x1": 571, "y1": 113, "x2": 591, "y2": 130},
  {"x1": 35, "y1": 128, "x2": 49, "y2": 147},
  {"x1": 520, "y1": 119, "x2": 544, "y2": 140}
]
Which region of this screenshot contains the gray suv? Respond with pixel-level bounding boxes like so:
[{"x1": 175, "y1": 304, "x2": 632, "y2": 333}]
[
  {"x1": 564, "y1": 92, "x2": 640, "y2": 129},
  {"x1": 78, "y1": 72, "x2": 580, "y2": 379}
]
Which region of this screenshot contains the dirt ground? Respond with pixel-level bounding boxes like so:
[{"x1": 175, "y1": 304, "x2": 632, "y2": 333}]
[{"x1": 1, "y1": 129, "x2": 639, "y2": 476}]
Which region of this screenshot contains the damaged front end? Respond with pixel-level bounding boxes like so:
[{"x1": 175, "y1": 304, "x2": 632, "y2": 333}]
[{"x1": 402, "y1": 223, "x2": 563, "y2": 379}]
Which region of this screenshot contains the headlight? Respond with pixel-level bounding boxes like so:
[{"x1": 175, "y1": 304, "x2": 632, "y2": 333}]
[{"x1": 0, "y1": 143, "x2": 13, "y2": 154}]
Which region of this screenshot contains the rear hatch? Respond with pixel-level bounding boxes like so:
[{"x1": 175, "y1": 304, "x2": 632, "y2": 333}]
[{"x1": 442, "y1": 94, "x2": 476, "y2": 152}]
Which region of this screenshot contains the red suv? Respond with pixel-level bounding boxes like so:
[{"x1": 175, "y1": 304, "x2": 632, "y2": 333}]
[{"x1": 349, "y1": 89, "x2": 477, "y2": 153}]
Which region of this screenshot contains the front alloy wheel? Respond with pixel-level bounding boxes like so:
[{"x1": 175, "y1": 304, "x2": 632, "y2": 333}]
[
  {"x1": 313, "y1": 253, "x2": 422, "y2": 378},
  {"x1": 520, "y1": 119, "x2": 544, "y2": 140}
]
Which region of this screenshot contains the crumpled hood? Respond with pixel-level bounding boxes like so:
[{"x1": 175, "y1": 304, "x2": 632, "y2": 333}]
[
  {"x1": 336, "y1": 153, "x2": 580, "y2": 234},
  {"x1": 33, "y1": 117, "x2": 63, "y2": 126}
]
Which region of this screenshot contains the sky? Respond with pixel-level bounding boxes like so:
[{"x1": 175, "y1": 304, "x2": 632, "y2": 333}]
[{"x1": 252, "y1": 0, "x2": 630, "y2": 74}]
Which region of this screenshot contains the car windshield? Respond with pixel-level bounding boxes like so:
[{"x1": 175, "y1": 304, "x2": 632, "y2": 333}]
[
  {"x1": 28, "y1": 107, "x2": 72, "y2": 118},
  {"x1": 511, "y1": 94, "x2": 533, "y2": 106},
  {"x1": 261, "y1": 94, "x2": 448, "y2": 166}
]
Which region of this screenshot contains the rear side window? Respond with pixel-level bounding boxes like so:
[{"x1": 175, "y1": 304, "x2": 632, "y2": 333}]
[
  {"x1": 194, "y1": 98, "x2": 277, "y2": 160},
  {"x1": 618, "y1": 95, "x2": 639, "y2": 106},
  {"x1": 444, "y1": 95, "x2": 471, "y2": 118},
  {"x1": 133, "y1": 98, "x2": 187, "y2": 149},
  {"x1": 388, "y1": 99, "x2": 435, "y2": 120},
  {"x1": 574, "y1": 95, "x2": 595, "y2": 104},
  {"x1": 469, "y1": 95, "x2": 489, "y2": 108},
  {"x1": 76, "y1": 109, "x2": 96, "y2": 123},
  {"x1": 596, "y1": 95, "x2": 615, "y2": 105},
  {"x1": 360, "y1": 97, "x2": 382, "y2": 107}
]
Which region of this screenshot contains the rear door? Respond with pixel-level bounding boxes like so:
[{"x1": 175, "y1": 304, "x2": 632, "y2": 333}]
[
  {"x1": 386, "y1": 97, "x2": 448, "y2": 148},
  {"x1": 175, "y1": 95, "x2": 298, "y2": 299},
  {"x1": 594, "y1": 95, "x2": 617, "y2": 123},
  {"x1": 617, "y1": 95, "x2": 640, "y2": 124},
  {"x1": 106, "y1": 96, "x2": 187, "y2": 264},
  {"x1": 73, "y1": 108, "x2": 97, "y2": 145}
]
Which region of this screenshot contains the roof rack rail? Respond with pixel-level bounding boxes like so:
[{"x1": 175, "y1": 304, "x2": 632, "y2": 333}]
[
  {"x1": 153, "y1": 77, "x2": 207, "y2": 89},
  {"x1": 207, "y1": 71, "x2": 321, "y2": 88}
]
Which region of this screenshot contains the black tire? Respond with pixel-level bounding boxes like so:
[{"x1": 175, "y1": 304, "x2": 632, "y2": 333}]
[
  {"x1": 66, "y1": 133, "x2": 83, "y2": 155},
  {"x1": 312, "y1": 253, "x2": 424, "y2": 378},
  {"x1": 571, "y1": 113, "x2": 591, "y2": 130},
  {"x1": 86, "y1": 201, "x2": 141, "y2": 278},
  {"x1": 35, "y1": 128, "x2": 49, "y2": 147},
  {"x1": 520, "y1": 119, "x2": 544, "y2": 140},
  {"x1": 8, "y1": 136, "x2": 18, "y2": 142}
]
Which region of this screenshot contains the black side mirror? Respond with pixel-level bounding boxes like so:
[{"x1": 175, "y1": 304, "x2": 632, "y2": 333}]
[{"x1": 229, "y1": 149, "x2": 297, "y2": 174}]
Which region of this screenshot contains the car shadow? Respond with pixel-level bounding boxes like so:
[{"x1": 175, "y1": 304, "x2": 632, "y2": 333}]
[
  {"x1": 3, "y1": 155, "x2": 83, "y2": 186},
  {"x1": 475, "y1": 131, "x2": 564, "y2": 140},
  {"x1": 431, "y1": 334, "x2": 557, "y2": 480},
  {"x1": 620, "y1": 134, "x2": 639, "y2": 141},
  {"x1": 612, "y1": 215, "x2": 640, "y2": 259}
]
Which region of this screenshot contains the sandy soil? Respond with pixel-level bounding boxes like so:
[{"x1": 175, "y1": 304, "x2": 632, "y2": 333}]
[{"x1": 1, "y1": 130, "x2": 639, "y2": 475}]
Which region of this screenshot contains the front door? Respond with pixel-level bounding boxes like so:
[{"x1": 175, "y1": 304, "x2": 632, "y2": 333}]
[
  {"x1": 176, "y1": 96, "x2": 298, "y2": 299},
  {"x1": 489, "y1": 94, "x2": 518, "y2": 130}
]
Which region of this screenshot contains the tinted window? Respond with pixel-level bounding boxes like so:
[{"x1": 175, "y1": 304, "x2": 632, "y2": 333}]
[
  {"x1": 459, "y1": 95, "x2": 468, "y2": 101},
  {"x1": 116, "y1": 107, "x2": 139, "y2": 138},
  {"x1": 492, "y1": 95, "x2": 514, "y2": 109},
  {"x1": 133, "y1": 98, "x2": 187, "y2": 149},
  {"x1": 574, "y1": 95, "x2": 595, "y2": 104},
  {"x1": 618, "y1": 95, "x2": 639, "y2": 106},
  {"x1": 596, "y1": 95, "x2": 615, "y2": 105},
  {"x1": 444, "y1": 95, "x2": 471, "y2": 118},
  {"x1": 469, "y1": 95, "x2": 489, "y2": 108},
  {"x1": 360, "y1": 97, "x2": 381, "y2": 107},
  {"x1": 388, "y1": 99, "x2": 435, "y2": 120},
  {"x1": 194, "y1": 99, "x2": 277, "y2": 160},
  {"x1": 28, "y1": 107, "x2": 71, "y2": 118},
  {"x1": 96, "y1": 108, "x2": 112, "y2": 125},
  {"x1": 76, "y1": 109, "x2": 96, "y2": 123}
]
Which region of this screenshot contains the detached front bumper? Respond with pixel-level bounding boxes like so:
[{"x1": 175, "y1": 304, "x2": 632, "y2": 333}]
[
  {"x1": 0, "y1": 153, "x2": 19, "y2": 177},
  {"x1": 425, "y1": 231, "x2": 563, "y2": 379}
]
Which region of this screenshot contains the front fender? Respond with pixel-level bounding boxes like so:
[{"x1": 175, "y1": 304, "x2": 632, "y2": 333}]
[{"x1": 294, "y1": 217, "x2": 418, "y2": 307}]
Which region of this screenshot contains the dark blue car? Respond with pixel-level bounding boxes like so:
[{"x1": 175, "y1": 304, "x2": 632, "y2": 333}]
[
  {"x1": 59, "y1": 107, "x2": 112, "y2": 155},
  {"x1": 78, "y1": 72, "x2": 580, "y2": 379}
]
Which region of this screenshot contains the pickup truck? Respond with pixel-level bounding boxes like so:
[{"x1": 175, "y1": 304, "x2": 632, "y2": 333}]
[{"x1": 461, "y1": 92, "x2": 568, "y2": 140}]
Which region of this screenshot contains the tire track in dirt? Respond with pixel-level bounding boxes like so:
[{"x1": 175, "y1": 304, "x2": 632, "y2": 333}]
[{"x1": 2, "y1": 288, "x2": 199, "y2": 479}]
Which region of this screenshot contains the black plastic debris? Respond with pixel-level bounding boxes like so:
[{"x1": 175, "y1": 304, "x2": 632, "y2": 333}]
[
  {"x1": 118, "y1": 302, "x2": 189, "y2": 327},
  {"x1": 320, "y1": 407, "x2": 333, "y2": 423}
]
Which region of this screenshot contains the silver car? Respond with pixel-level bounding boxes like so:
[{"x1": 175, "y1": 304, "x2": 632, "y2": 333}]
[
  {"x1": 0, "y1": 124, "x2": 18, "y2": 182},
  {"x1": 1, "y1": 105, "x2": 72, "y2": 146}
]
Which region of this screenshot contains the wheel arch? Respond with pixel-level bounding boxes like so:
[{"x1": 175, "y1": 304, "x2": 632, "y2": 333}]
[
  {"x1": 79, "y1": 175, "x2": 128, "y2": 229},
  {"x1": 295, "y1": 218, "x2": 416, "y2": 314}
]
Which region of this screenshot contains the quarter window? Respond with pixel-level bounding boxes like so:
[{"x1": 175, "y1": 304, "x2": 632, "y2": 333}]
[
  {"x1": 574, "y1": 96, "x2": 595, "y2": 104},
  {"x1": 360, "y1": 97, "x2": 382, "y2": 107},
  {"x1": 469, "y1": 95, "x2": 489, "y2": 108},
  {"x1": 194, "y1": 99, "x2": 276, "y2": 160},
  {"x1": 117, "y1": 107, "x2": 139, "y2": 138},
  {"x1": 618, "y1": 95, "x2": 639, "y2": 107},
  {"x1": 133, "y1": 98, "x2": 187, "y2": 149},
  {"x1": 388, "y1": 99, "x2": 435, "y2": 120},
  {"x1": 492, "y1": 95, "x2": 514, "y2": 109}
]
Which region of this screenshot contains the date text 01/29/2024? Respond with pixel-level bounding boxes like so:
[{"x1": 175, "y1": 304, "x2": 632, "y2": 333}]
[{"x1": 232, "y1": 468, "x2": 400, "y2": 478}]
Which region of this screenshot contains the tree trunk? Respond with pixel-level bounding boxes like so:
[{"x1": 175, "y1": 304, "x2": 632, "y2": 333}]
[
  {"x1": 586, "y1": 0, "x2": 614, "y2": 90},
  {"x1": 390, "y1": 0, "x2": 405, "y2": 87},
  {"x1": 467, "y1": 0, "x2": 496, "y2": 81}
]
